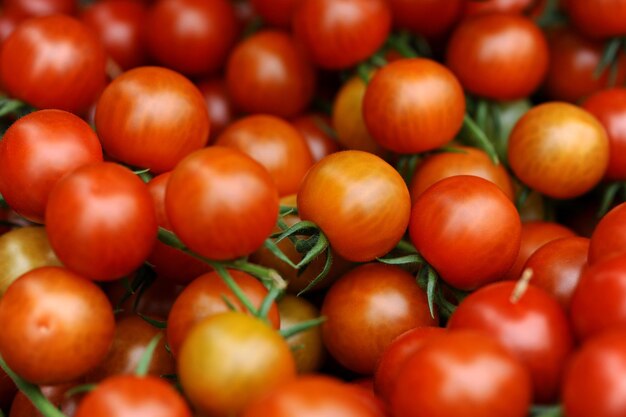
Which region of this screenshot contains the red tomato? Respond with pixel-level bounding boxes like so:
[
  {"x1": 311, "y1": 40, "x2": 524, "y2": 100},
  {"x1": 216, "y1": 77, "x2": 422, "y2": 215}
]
[
  {"x1": 292, "y1": 0, "x2": 391, "y2": 69},
  {"x1": 410, "y1": 176, "x2": 521, "y2": 290},
  {"x1": 105, "y1": 276, "x2": 183, "y2": 322},
  {"x1": 196, "y1": 78, "x2": 236, "y2": 141},
  {"x1": 563, "y1": 331, "x2": 626, "y2": 417},
  {"x1": 589, "y1": 202, "x2": 626, "y2": 265},
  {"x1": 508, "y1": 102, "x2": 609, "y2": 199},
  {"x1": 446, "y1": 14, "x2": 548, "y2": 100},
  {"x1": 0, "y1": 109, "x2": 103, "y2": 223},
  {"x1": 165, "y1": 147, "x2": 279, "y2": 260},
  {"x1": 226, "y1": 30, "x2": 316, "y2": 118},
  {"x1": 297, "y1": 151, "x2": 411, "y2": 262},
  {"x1": 387, "y1": 0, "x2": 463, "y2": 39},
  {"x1": 250, "y1": 0, "x2": 301, "y2": 27},
  {"x1": 3, "y1": 0, "x2": 76, "y2": 17},
  {"x1": 582, "y1": 88, "x2": 626, "y2": 180},
  {"x1": 10, "y1": 383, "x2": 81, "y2": 417},
  {"x1": 567, "y1": 0, "x2": 626, "y2": 39},
  {"x1": 145, "y1": 0, "x2": 237, "y2": 75},
  {"x1": 291, "y1": 114, "x2": 339, "y2": 163},
  {"x1": 0, "y1": 12, "x2": 22, "y2": 45},
  {"x1": 0, "y1": 15, "x2": 106, "y2": 113},
  {"x1": 448, "y1": 281, "x2": 574, "y2": 403},
  {"x1": 0, "y1": 266, "x2": 115, "y2": 385},
  {"x1": 95, "y1": 66, "x2": 210, "y2": 174},
  {"x1": 363, "y1": 59, "x2": 465, "y2": 154},
  {"x1": 75, "y1": 375, "x2": 192, "y2": 417},
  {"x1": 45, "y1": 162, "x2": 158, "y2": 281},
  {"x1": 390, "y1": 330, "x2": 532, "y2": 417},
  {"x1": 463, "y1": 0, "x2": 535, "y2": 16},
  {"x1": 321, "y1": 263, "x2": 437, "y2": 374}
]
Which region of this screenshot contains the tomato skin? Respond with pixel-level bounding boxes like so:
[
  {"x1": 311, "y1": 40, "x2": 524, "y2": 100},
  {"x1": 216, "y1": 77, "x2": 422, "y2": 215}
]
[
  {"x1": 297, "y1": 151, "x2": 411, "y2": 262},
  {"x1": 291, "y1": 114, "x2": 339, "y2": 163},
  {"x1": 567, "y1": 0, "x2": 626, "y2": 39},
  {"x1": 363, "y1": 59, "x2": 466, "y2": 154},
  {"x1": 463, "y1": 0, "x2": 535, "y2": 16},
  {"x1": 215, "y1": 115, "x2": 313, "y2": 196},
  {"x1": 0, "y1": 15, "x2": 106, "y2": 113},
  {"x1": 166, "y1": 269, "x2": 280, "y2": 357},
  {"x1": 105, "y1": 277, "x2": 183, "y2": 322},
  {"x1": 95, "y1": 66, "x2": 210, "y2": 174},
  {"x1": 321, "y1": 263, "x2": 437, "y2": 374},
  {"x1": 448, "y1": 282, "x2": 574, "y2": 403},
  {"x1": 250, "y1": 0, "x2": 301, "y2": 27},
  {"x1": 387, "y1": 0, "x2": 463, "y2": 39},
  {"x1": 410, "y1": 176, "x2": 521, "y2": 291},
  {"x1": 0, "y1": 266, "x2": 115, "y2": 385},
  {"x1": 165, "y1": 147, "x2": 279, "y2": 260},
  {"x1": 75, "y1": 375, "x2": 192, "y2": 417},
  {"x1": 145, "y1": 0, "x2": 237, "y2": 75},
  {"x1": 196, "y1": 78, "x2": 236, "y2": 141},
  {"x1": 45, "y1": 162, "x2": 158, "y2": 281},
  {"x1": 563, "y1": 331, "x2": 626, "y2": 417},
  {"x1": 292, "y1": 0, "x2": 391, "y2": 69},
  {"x1": 446, "y1": 14, "x2": 548, "y2": 100},
  {"x1": 10, "y1": 383, "x2": 81, "y2": 417},
  {"x1": 0, "y1": 110, "x2": 103, "y2": 223},
  {"x1": 390, "y1": 330, "x2": 532, "y2": 417},
  {"x1": 508, "y1": 102, "x2": 609, "y2": 199},
  {"x1": 3, "y1": 0, "x2": 76, "y2": 17},
  {"x1": 582, "y1": 88, "x2": 626, "y2": 181},
  {"x1": 589, "y1": 203, "x2": 626, "y2": 265},
  {"x1": 178, "y1": 312, "x2": 296, "y2": 417},
  {"x1": 0, "y1": 12, "x2": 22, "y2": 45},
  {"x1": 226, "y1": 30, "x2": 315, "y2": 118}
]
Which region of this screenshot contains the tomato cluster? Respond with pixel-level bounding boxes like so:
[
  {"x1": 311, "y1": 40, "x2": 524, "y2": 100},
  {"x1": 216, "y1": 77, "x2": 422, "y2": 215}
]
[{"x1": 0, "y1": 0, "x2": 625, "y2": 417}]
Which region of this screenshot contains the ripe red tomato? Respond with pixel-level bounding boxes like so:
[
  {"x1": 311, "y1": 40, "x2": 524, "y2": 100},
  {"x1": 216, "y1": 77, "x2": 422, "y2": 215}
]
[
  {"x1": 0, "y1": 109, "x2": 102, "y2": 223},
  {"x1": 297, "y1": 151, "x2": 411, "y2": 262},
  {"x1": 145, "y1": 0, "x2": 237, "y2": 75},
  {"x1": 45, "y1": 162, "x2": 158, "y2": 281},
  {"x1": 589, "y1": 202, "x2": 626, "y2": 265},
  {"x1": 363, "y1": 59, "x2": 466, "y2": 154},
  {"x1": 0, "y1": 14, "x2": 106, "y2": 113},
  {"x1": 410, "y1": 176, "x2": 521, "y2": 290},
  {"x1": 567, "y1": 0, "x2": 626, "y2": 39},
  {"x1": 95, "y1": 66, "x2": 210, "y2": 174},
  {"x1": 390, "y1": 330, "x2": 532, "y2": 417},
  {"x1": 463, "y1": 0, "x2": 535, "y2": 16},
  {"x1": 387, "y1": 0, "x2": 463, "y2": 39},
  {"x1": 3, "y1": 0, "x2": 76, "y2": 18},
  {"x1": 291, "y1": 114, "x2": 339, "y2": 163},
  {"x1": 215, "y1": 114, "x2": 313, "y2": 196},
  {"x1": 321, "y1": 263, "x2": 437, "y2": 374},
  {"x1": 0, "y1": 12, "x2": 21, "y2": 45},
  {"x1": 226, "y1": 30, "x2": 316, "y2": 118},
  {"x1": 292, "y1": 0, "x2": 391, "y2": 69},
  {"x1": 165, "y1": 147, "x2": 279, "y2": 260},
  {"x1": 508, "y1": 102, "x2": 609, "y2": 199},
  {"x1": 250, "y1": 0, "x2": 301, "y2": 27},
  {"x1": 196, "y1": 78, "x2": 236, "y2": 141},
  {"x1": 75, "y1": 375, "x2": 192, "y2": 417},
  {"x1": 0, "y1": 266, "x2": 115, "y2": 385},
  {"x1": 446, "y1": 14, "x2": 548, "y2": 100}
]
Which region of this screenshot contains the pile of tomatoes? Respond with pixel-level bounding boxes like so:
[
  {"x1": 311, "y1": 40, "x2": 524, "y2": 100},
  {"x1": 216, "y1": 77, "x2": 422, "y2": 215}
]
[{"x1": 0, "y1": 0, "x2": 625, "y2": 416}]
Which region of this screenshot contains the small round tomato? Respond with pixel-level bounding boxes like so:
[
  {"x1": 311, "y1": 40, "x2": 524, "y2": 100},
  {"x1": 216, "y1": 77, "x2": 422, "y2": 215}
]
[
  {"x1": 45, "y1": 162, "x2": 158, "y2": 281},
  {"x1": 165, "y1": 147, "x2": 279, "y2": 260},
  {"x1": 410, "y1": 176, "x2": 521, "y2": 290},
  {"x1": 95, "y1": 66, "x2": 210, "y2": 173},
  {"x1": 321, "y1": 263, "x2": 437, "y2": 374},
  {"x1": 390, "y1": 330, "x2": 532, "y2": 417},
  {"x1": 446, "y1": 14, "x2": 548, "y2": 100},
  {"x1": 3, "y1": 0, "x2": 76, "y2": 17},
  {"x1": 589, "y1": 202, "x2": 626, "y2": 265},
  {"x1": 567, "y1": 0, "x2": 626, "y2": 39},
  {"x1": 178, "y1": 312, "x2": 296, "y2": 417},
  {"x1": 298, "y1": 151, "x2": 411, "y2": 262},
  {"x1": 291, "y1": 114, "x2": 339, "y2": 163},
  {"x1": 0, "y1": 109, "x2": 103, "y2": 223},
  {"x1": 363, "y1": 58, "x2": 466, "y2": 154},
  {"x1": 292, "y1": 0, "x2": 391, "y2": 69},
  {"x1": 196, "y1": 78, "x2": 236, "y2": 141},
  {"x1": 0, "y1": 12, "x2": 22, "y2": 45},
  {"x1": 508, "y1": 102, "x2": 609, "y2": 199},
  {"x1": 463, "y1": 0, "x2": 535, "y2": 16},
  {"x1": 250, "y1": 0, "x2": 301, "y2": 27},
  {"x1": 0, "y1": 266, "x2": 115, "y2": 385},
  {"x1": 0, "y1": 15, "x2": 106, "y2": 113},
  {"x1": 226, "y1": 30, "x2": 315, "y2": 118},
  {"x1": 215, "y1": 115, "x2": 313, "y2": 196},
  {"x1": 387, "y1": 0, "x2": 463, "y2": 39},
  {"x1": 75, "y1": 375, "x2": 192, "y2": 417}
]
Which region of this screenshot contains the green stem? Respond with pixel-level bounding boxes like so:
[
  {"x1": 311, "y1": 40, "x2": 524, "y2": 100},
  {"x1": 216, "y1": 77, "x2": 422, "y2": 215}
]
[
  {"x1": 258, "y1": 286, "x2": 282, "y2": 322},
  {"x1": 280, "y1": 317, "x2": 327, "y2": 339},
  {"x1": 135, "y1": 333, "x2": 163, "y2": 377},
  {"x1": 461, "y1": 114, "x2": 500, "y2": 165},
  {"x1": 212, "y1": 263, "x2": 259, "y2": 316}
]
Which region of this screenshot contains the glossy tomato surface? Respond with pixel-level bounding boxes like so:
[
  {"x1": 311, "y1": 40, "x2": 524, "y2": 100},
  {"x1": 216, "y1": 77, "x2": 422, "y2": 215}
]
[
  {"x1": 387, "y1": 0, "x2": 463, "y2": 38},
  {"x1": 589, "y1": 202, "x2": 626, "y2": 265},
  {"x1": 567, "y1": 0, "x2": 626, "y2": 39}
]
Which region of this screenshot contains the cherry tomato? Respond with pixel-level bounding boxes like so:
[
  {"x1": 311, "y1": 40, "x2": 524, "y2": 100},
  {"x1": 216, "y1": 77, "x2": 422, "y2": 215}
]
[
  {"x1": 145, "y1": 0, "x2": 237, "y2": 75},
  {"x1": 166, "y1": 269, "x2": 280, "y2": 357},
  {"x1": 387, "y1": 0, "x2": 463, "y2": 39},
  {"x1": 463, "y1": 0, "x2": 536, "y2": 16},
  {"x1": 363, "y1": 58, "x2": 466, "y2": 154},
  {"x1": 3, "y1": 0, "x2": 76, "y2": 18},
  {"x1": 75, "y1": 375, "x2": 191, "y2": 417},
  {"x1": 165, "y1": 147, "x2": 279, "y2": 260},
  {"x1": 446, "y1": 14, "x2": 548, "y2": 100},
  {"x1": 178, "y1": 312, "x2": 296, "y2": 417},
  {"x1": 508, "y1": 102, "x2": 609, "y2": 199},
  {"x1": 0, "y1": 12, "x2": 22, "y2": 45},
  {"x1": 45, "y1": 162, "x2": 158, "y2": 281},
  {"x1": 567, "y1": 0, "x2": 626, "y2": 39},
  {"x1": 196, "y1": 78, "x2": 236, "y2": 141},
  {"x1": 291, "y1": 114, "x2": 339, "y2": 163},
  {"x1": 321, "y1": 263, "x2": 437, "y2": 374},
  {"x1": 0, "y1": 109, "x2": 103, "y2": 223},
  {"x1": 105, "y1": 276, "x2": 184, "y2": 321},
  {"x1": 292, "y1": 0, "x2": 391, "y2": 69},
  {"x1": 390, "y1": 330, "x2": 532, "y2": 417},
  {"x1": 95, "y1": 66, "x2": 210, "y2": 174},
  {"x1": 250, "y1": 0, "x2": 301, "y2": 27},
  {"x1": 0, "y1": 266, "x2": 115, "y2": 385},
  {"x1": 410, "y1": 176, "x2": 521, "y2": 290},
  {"x1": 10, "y1": 383, "x2": 81, "y2": 417},
  {"x1": 298, "y1": 151, "x2": 411, "y2": 262},
  {"x1": 0, "y1": 15, "x2": 106, "y2": 113},
  {"x1": 226, "y1": 30, "x2": 315, "y2": 118},
  {"x1": 589, "y1": 202, "x2": 626, "y2": 265}
]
